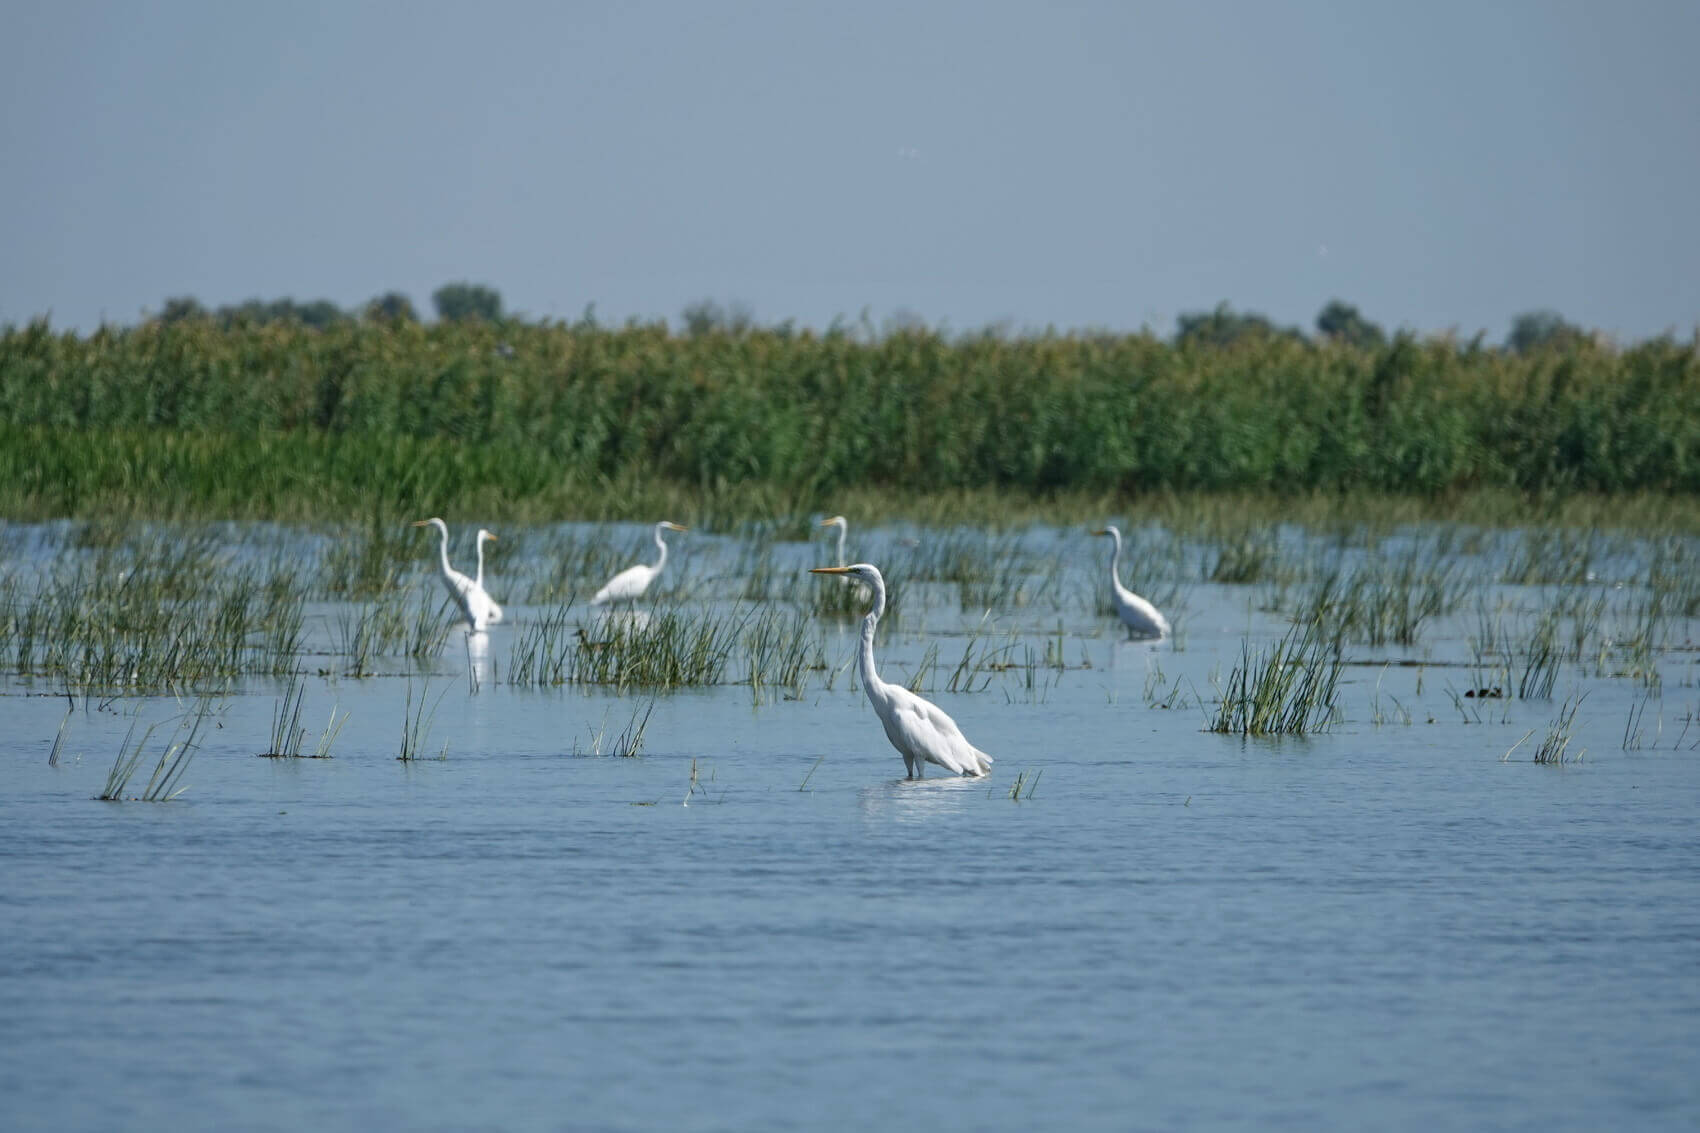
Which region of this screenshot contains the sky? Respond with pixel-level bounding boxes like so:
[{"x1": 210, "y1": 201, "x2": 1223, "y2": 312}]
[{"x1": 3, "y1": 0, "x2": 1697, "y2": 341}]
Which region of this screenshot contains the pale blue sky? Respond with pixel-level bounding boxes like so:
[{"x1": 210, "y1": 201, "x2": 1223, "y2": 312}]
[{"x1": 4, "y1": 0, "x2": 1697, "y2": 340}]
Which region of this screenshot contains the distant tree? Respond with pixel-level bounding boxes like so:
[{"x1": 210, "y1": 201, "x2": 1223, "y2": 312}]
[
  {"x1": 1506, "y1": 309, "x2": 1584, "y2": 353},
  {"x1": 1174, "y1": 301, "x2": 1305, "y2": 348},
  {"x1": 363, "y1": 292, "x2": 418, "y2": 323},
  {"x1": 157, "y1": 296, "x2": 208, "y2": 324},
  {"x1": 432, "y1": 282, "x2": 503, "y2": 323},
  {"x1": 680, "y1": 299, "x2": 755, "y2": 336},
  {"x1": 1315, "y1": 300, "x2": 1386, "y2": 350},
  {"x1": 296, "y1": 299, "x2": 346, "y2": 330}
]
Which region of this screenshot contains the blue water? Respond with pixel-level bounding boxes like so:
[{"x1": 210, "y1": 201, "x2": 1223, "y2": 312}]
[{"x1": 3, "y1": 523, "x2": 1699, "y2": 1131}]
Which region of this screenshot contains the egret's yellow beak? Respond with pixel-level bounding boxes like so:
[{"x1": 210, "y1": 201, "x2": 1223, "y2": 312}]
[
  {"x1": 411, "y1": 520, "x2": 431, "y2": 528},
  {"x1": 1089, "y1": 528, "x2": 1108, "y2": 535},
  {"x1": 810, "y1": 566, "x2": 851, "y2": 575},
  {"x1": 486, "y1": 533, "x2": 497, "y2": 542},
  {"x1": 820, "y1": 516, "x2": 846, "y2": 527},
  {"x1": 662, "y1": 522, "x2": 688, "y2": 532}
]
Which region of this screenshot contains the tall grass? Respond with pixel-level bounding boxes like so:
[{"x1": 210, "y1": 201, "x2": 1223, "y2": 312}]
[
  {"x1": 98, "y1": 698, "x2": 215, "y2": 801},
  {"x1": 1209, "y1": 624, "x2": 1343, "y2": 737},
  {"x1": 3, "y1": 319, "x2": 1696, "y2": 522}
]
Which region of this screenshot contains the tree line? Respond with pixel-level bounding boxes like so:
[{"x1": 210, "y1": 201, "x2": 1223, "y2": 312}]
[{"x1": 143, "y1": 283, "x2": 1611, "y2": 356}]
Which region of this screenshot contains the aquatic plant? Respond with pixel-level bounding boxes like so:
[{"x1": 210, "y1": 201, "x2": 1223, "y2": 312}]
[
  {"x1": 262, "y1": 674, "x2": 346, "y2": 758},
  {"x1": 1209, "y1": 624, "x2": 1343, "y2": 737},
  {"x1": 576, "y1": 698, "x2": 655, "y2": 758},
  {"x1": 1534, "y1": 692, "x2": 1587, "y2": 764},
  {"x1": 98, "y1": 698, "x2": 214, "y2": 801},
  {"x1": 398, "y1": 678, "x2": 447, "y2": 761}
]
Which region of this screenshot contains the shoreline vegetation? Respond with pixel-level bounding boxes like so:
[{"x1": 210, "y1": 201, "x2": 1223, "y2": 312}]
[{"x1": 2, "y1": 311, "x2": 1697, "y2": 529}]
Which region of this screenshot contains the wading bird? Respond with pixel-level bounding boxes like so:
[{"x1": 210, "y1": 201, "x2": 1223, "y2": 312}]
[
  {"x1": 473, "y1": 529, "x2": 504, "y2": 625},
  {"x1": 810, "y1": 563, "x2": 993, "y2": 779},
  {"x1": 820, "y1": 515, "x2": 871, "y2": 597},
  {"x1": 821, "y1": 515, "x2": 852, "y2": 565},
  {"x1": 591, "y1": 521, "x2": 688, "y2": 605},
  {"x1": 413, "y1": 518, "x2": 502, "y2": 632},
  {"x1": 1091, "y1": 525, "x2": 1170, "y2": 640}
]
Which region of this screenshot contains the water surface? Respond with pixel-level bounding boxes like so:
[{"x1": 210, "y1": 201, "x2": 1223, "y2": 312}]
[{"x1": 3, "y1": 520, "x2": 1697, "y2": 1131}]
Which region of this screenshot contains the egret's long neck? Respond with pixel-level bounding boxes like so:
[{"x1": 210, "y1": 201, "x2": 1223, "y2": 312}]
[
  {"x1": 1107, "y1": 531, "x2": 1123, "y2": 588},
  {"x1": 435, "y1": 526, "x2": 454, "y2": 578},
  {"x1": 474, "y1": 538, "x2": 486, "y2": 588},
  {"x1": 857, "y1": 576, "x2": 888, "y2": 695},
  {"x1": 652, "y1": 525, "x2": 669, "y2": 572},
  {"x1": 835, "y1": 523, "x2": 847, "y2": 566}
]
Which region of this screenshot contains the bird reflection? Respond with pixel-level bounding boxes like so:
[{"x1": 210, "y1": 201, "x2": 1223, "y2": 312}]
[
  {"x1": 463, "y1": 627, "x2": 492, "y2": 687},
  {"x1": 856, "y1": 775, "x2": 981, "y2": 823}
]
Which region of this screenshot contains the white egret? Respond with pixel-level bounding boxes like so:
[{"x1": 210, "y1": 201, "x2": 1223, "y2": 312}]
[
  {"x1": 810, "y1": 563, "x2": 993, "y2": 779},
  {"x1": 412, "y1": 518, "x2": 500, "y2": 633},
  {"x1": 591, "y1": 521, "x2": 687, "y2": 605},
  {"x1": 819, "y1": 515, "x2": 871, "y2": 597},
  {"x1": 472, "y1": 528, "x2": 504, "y2": 625},
  {"x1": 1091, "y1": 525, "x2": 1170, "y2": 640},
  {"x1": 821, "y1": 515, "x2": 851, "y2": 566}
]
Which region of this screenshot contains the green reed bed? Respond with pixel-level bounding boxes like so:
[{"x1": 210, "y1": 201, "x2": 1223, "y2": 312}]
[
  {"x1": 4, "y1": 319, "x2": 1698, "y2": 523},
  {"x1": 0, "y1": 553, "x2": 309, "y2": 693},
  {"x1": 568, "y1": 608, "x2": 741, "y2": 690}
]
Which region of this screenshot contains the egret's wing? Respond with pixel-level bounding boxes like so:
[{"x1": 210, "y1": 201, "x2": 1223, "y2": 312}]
[
  {"x1": 591, "y1": 564, "x2": 652, "y2": 605},
  {"x1": 1117, "y1": 587, "x2": 1169, "y2": 638},
  {"x1": 468, "y1": 584, "x2": 502, "y2": 625},
  {"x1": 439, "y1": 567, "x2": 484, "y2": 628},
  {"x1": 883, "y1": 686, "x2": 993, "y2": 777}
]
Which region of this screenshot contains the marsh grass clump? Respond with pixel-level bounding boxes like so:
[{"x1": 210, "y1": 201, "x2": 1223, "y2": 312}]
[
  {"x1": 262, "y1": 674, "x2": 347, "y2": 758},
  {"x1": 507, "y1": 603, "x2": 579, "y2": 685},
  {"x1": 1297, "y1": 554, "x2": 1463, "y2": 648},
  {"x1": 1513, "y1": 611, "x2": 1563, "y2": 699},
  {"x1": 1206, "y1": 529, "x2": 1279, "y2": 583},
  {"x1": 1209, "y1": 624, "x2": 1343, "y2": 737},
  {"x1": 317, "y1": 507, "x2": 417, "y2": 598},
  {"x1": 1006, "y1": 768, "x2": 1042, "y2": 800},
  {"x1": 397, "y1": 677, "x2": 448, "y2": 761},
  {"x1": 742, "y1": 604, "x2": 822, "y2": 703},
  {"x1": 98, "y1": 697, "x2": 215, "y2": 801},
  {"x1": 569, "y1": 607, "x2": 739, "y2": 689},
  {"x1": 575, "y1": 698, "x2": 656, "y2": 757},
  {"x1": 1501, "y1": 529, "x2": 1603, "y2": 587},
  {"x1": 0, "y1": 545, "x2": 311, "y2": 692},
  {"x1": 1534, "y1": 692, "x2": 1587, "y2": 764}
]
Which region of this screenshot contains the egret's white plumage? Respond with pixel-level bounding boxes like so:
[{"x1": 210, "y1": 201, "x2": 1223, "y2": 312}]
[
  {"x1": 820, "y1": 515, "x2": 871, "y2": 597},
  {"x1": 810, "y1": 563, "x2": 993, "y2": 779},
  {"x1": 472, "y1": 528, "x2": 504, "y2": 625},
  {"x1": 413, "y1": 518, "x2": 501, "y2": 633},
  {"x1": 1092, "y1": 525, "x2": 1170, "y2": 640},
  {"x1": 591, "y1": 521, "x2": 687, "y2": 605},
  {"x1": 822, "y1": 515, "x2": 851, "y2": 566}
]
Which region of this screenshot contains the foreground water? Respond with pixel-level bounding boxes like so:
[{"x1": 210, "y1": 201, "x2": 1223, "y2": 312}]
[{"x1": 3, "y1": 519, "x2": 1698, "y2": 1131}]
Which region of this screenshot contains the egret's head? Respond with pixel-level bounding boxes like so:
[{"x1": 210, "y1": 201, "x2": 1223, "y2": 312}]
[
  {"x1": 477, "y1": 529, "x2": 497, "y2": 544},
  {"x1": 820, "y1": 516, "x2": 847, "y2": 530},
  {"x1": 810, "y1": 563, "x2": 880, "y2": 585},
  {"x1": 659, "y1": 521, "x2": 687, "y2": 533},
  {"x1": 1091, "y1": 525, "x2": 1121, "y2": 539},
  {"x1": 412, "y1": 518, "x2": 446, "y2": 532}
]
